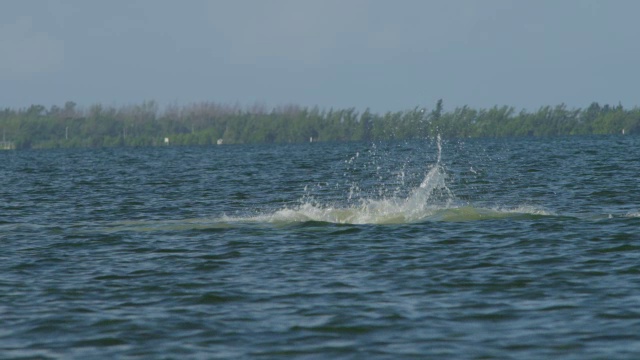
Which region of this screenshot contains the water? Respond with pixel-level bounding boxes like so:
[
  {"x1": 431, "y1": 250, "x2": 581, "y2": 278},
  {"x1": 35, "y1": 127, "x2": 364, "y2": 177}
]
[{"x1": 2, "y1": 135, "x2": 640, "y2": 359}]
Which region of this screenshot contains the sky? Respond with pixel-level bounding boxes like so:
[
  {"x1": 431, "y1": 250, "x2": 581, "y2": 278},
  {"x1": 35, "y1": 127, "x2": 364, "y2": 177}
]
[{"x1": 1, "y1": 0, "x2": 639, "y2": 113}]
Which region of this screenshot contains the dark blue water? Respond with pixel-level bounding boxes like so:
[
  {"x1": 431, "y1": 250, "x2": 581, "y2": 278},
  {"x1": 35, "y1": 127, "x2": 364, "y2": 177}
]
[{"x1": 2, "y1": 135, "x2": 640, "y2": 359}]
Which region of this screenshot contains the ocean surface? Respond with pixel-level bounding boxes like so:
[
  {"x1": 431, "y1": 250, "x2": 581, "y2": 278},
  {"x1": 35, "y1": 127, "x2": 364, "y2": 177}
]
[{"x1": 2, "y1": 135, "x2": 640, "y2": 359}]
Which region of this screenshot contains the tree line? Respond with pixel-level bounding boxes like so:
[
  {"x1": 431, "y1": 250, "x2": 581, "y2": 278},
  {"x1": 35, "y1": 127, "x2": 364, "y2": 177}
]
[{"x1": 0, "y1": 100, "x2": 638, "y2": 149}]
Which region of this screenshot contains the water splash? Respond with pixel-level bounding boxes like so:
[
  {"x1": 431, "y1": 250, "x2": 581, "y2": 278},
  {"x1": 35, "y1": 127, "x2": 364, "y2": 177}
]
[
  {"x1": 243, "y1": 136, "x2": 460, "y2": 224},
  {"x1": 194, "y1": 135, "x2": 557, "y2": 226}
]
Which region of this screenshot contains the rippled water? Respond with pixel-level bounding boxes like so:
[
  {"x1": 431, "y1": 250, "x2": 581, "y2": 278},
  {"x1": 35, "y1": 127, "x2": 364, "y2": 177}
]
[{"x1": 2, "y1": 135, "x2": 640, "y2": 359}]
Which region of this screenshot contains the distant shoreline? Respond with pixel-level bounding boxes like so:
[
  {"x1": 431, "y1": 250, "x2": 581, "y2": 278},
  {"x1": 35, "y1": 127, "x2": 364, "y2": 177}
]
[{"x1": 1, "y1": 100, "x2": 637, "y2": 149}]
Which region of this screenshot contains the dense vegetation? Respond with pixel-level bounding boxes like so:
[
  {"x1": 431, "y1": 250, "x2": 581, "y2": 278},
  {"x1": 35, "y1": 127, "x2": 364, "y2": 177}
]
[{"x1": 0, "y1": 100, "x2": 638, "y2": 149}]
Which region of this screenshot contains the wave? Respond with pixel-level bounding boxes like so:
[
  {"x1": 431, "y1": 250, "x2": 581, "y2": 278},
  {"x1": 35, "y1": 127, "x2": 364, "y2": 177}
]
[
  {"x1": 99, "y1": 203, "x2": 553, "y2": 233},
  {"x1": 223, "y1": 204, "x2": 552, "y2": 225}
]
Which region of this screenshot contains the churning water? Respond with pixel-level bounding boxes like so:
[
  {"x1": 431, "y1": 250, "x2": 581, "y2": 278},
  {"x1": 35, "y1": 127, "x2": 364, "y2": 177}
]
[{"x1": 2, "y1": 135, "x2": 640, "y2": 359}]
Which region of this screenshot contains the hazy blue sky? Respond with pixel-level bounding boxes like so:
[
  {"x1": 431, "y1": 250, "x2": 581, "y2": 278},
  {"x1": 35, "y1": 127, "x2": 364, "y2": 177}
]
[{"x1": 1, "y1": 0, "x2": 639, "y2": 113}]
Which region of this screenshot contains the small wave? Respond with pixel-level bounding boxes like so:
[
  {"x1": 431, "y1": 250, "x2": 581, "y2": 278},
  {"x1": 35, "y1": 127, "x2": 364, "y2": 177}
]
[
  {"x1": 490, "y1": 206, "x2": 554, "y2": 217},
  {"x1": 223, "y1": 203, "x2": 552, "y2": 225},
  {"x1": 93, "y1": 204, "x2": 555, "y2": 231},
  {"x1": 231, "y1": 202, "x2": 439, "y2": 225},
  {"x1": 426, "y1": 206, "x2": 547, "y2": 222}
]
